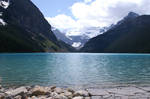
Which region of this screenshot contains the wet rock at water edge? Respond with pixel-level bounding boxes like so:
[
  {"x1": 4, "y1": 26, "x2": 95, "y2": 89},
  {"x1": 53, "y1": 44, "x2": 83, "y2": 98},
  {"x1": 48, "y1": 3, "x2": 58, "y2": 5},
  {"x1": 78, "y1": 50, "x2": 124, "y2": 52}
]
[
  {"x1": 5, "y1": 87, "x2": 28, "y2": 96},
  {"x1": 74, "y1": 90, "x2": 90, "y2": 97},
  {"x1": 30, "y1": 86, "x2": 51, "y2": 96}
]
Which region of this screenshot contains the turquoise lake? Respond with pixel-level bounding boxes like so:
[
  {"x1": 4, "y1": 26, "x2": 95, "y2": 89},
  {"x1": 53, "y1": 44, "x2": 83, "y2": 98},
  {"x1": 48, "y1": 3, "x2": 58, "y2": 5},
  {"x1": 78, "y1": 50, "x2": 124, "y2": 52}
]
[{"x1": 0, "y1": 53, "x2": 150, "y2": 88}]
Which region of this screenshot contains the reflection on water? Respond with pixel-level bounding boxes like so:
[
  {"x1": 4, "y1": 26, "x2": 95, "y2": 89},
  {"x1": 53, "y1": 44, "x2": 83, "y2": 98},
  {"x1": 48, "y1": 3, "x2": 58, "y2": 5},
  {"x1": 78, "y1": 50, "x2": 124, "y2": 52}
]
[{"x1": 0, "y1": 53, "x2": 150, "y2": 88}]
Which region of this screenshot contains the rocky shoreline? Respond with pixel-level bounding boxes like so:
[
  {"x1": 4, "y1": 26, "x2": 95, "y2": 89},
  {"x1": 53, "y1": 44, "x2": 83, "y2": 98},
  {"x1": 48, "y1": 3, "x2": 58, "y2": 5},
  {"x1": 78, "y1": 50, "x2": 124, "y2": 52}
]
[
  {"x1": 0, "y1": 85, "x2": 91, "y2": 99},
  {"x1": 1, "y1": 85, "x2": 150, "y2": 99}
]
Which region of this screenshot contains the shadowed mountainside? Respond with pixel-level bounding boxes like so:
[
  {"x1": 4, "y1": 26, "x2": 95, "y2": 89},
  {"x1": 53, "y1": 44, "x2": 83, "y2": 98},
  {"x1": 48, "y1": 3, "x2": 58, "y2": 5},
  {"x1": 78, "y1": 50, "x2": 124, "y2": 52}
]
[
  {"x1": 81, "y1": 12, "x2": 150, "y2": 53},
  {"x1": 0, "y1": 0, "x2": 75, "y2": 52}
]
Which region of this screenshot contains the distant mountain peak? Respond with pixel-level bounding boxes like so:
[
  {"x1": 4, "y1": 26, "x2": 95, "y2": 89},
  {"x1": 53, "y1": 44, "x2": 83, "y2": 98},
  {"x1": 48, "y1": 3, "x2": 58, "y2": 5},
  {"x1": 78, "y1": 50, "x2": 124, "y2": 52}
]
[
  {"x1": 125, "y1": 12, "x2": 139, "y2": 19},
  {"x1": 116, "y1": 12, "x2": 139, "y2": 26}
]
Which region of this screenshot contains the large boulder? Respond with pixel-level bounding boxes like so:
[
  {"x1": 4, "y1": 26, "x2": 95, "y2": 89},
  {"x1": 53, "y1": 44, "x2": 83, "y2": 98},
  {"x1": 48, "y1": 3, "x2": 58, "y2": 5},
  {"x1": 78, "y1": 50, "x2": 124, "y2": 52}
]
[
  {"x1": 5, "y1": 87, "x2": 27, "y2": 96},
  {"x1": 54, "y1": 87, "x2": 64, "y2": 94},
  {"x1": 64, "y1": 91, "x2": 73, "y2": 98},
  {"x1": 0, "y1": 93, "x2": 5, "y2": 99},
  {"x1": 74, "y1": 90, "x2": 90, "y2": 97},
  {"x1": 30, "y1": 86, "x2": 51, "y2": 96}
]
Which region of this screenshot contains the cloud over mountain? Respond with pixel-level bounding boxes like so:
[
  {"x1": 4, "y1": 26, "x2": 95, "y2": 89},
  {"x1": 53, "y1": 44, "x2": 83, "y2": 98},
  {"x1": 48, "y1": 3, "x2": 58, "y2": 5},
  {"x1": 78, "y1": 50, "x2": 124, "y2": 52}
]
[{"x1": 46, "y1": 0, "x2": 150, "y2": 37}]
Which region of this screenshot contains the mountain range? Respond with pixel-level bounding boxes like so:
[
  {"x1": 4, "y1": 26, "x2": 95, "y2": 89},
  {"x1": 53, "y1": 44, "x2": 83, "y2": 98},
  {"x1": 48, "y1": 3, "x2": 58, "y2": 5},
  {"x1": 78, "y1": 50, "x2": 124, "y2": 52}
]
[
  {"x1": 52, "y1": 26, "x2": 110, "y2": 49},
  {"x1": 0, "y1": 0, "x2": 74, "y2": 52},
  {"x1": 1, "y1": 0, "x2": 150, "y2": 53},
  {"x1": 81, "y1": 12, "x2": 150, "y2": 53}
]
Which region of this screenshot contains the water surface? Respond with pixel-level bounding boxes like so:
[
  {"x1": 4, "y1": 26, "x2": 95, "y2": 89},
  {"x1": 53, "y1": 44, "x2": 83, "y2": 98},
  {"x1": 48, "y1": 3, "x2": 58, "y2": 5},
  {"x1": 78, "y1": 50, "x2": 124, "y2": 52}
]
[{"x1": 0, "y1": 53, "x2": 150, "y2": 88}]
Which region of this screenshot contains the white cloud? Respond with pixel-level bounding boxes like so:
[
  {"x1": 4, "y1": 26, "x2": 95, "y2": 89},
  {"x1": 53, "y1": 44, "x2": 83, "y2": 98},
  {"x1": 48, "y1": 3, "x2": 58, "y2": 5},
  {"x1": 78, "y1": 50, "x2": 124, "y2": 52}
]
[
  {"x1": 46, "y1": 14, "x2": 79, "y2": 30},
  {"x1": 84, "y1": 0, "x2": 93, "y2": 3},
  {"x1": 46, "y1": 0, "x2": 150, "y2": 37}
]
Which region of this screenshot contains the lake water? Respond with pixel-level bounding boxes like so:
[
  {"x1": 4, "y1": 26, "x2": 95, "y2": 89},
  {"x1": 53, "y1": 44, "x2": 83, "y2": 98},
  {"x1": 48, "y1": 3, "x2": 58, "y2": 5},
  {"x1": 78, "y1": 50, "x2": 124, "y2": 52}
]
[{"x1": 0, "y1": 53, "x2": 150, "y2": 88}]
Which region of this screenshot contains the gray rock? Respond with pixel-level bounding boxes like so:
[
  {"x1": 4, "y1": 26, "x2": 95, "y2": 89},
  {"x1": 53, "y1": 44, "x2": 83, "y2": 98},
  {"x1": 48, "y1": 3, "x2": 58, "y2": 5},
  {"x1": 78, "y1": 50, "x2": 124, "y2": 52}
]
[
  {"x1": 63, "y1": 91, "x2": 73, "y2": 98},
  {"x1": 67, "y1": 88, "x2": 75, "y2": 93},
  {"x1": 87, "y1": 89, "x2": 108, "y2": 96},
  {"x1": 31, "y1": 86, "x2": 50, "y2": 96},
  {"x1": 50, "y1": 86, "x2": 56, "y2": 91},
  {"x1": 0, "y1": 93, "x2": 5, "y2": 99},
  {"x1": 91, "y1": 96, "x2": 103, "y2": 99},
  {"x1": 5, "y1": 87, "x2": 27, "y2": 96},
  {"x1": 57, "y1": 95, "x2": 68, "y2": 99},
  {"x1": 14, "y1": 95, "x2": 22, "y2": 99},
  {"x1": 73, "y1": 96, "x2": 84, "y2": 99},
  {"x1": 51, "y1": 92, "x2": 68, "y2": 99},
  {"x1": 74, "y1": 90, "x2": 90, "y2": 97},
  {"x1": 54, "y1": 87, "x2": 64, "y2": 94},
  {"x1": 50, "y1": 92, "x2": 59, "y2": 98},
  {"x1": 30, "y1": 96, "x2": 37, "y2": 99},
  {"x1": 85, "y1": 97, "x2": 91, "y2": 99}
]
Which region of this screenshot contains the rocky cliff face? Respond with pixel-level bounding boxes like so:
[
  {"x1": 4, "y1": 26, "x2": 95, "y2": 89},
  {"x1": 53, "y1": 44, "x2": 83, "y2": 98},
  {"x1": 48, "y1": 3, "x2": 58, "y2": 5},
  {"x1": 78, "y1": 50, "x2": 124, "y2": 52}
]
[
  {"x1": 0, "y1": 0, "x2": 74, "y2": 52},
  {"x1": 81, "y1": 12, "x2": 150, "y2": 53}
]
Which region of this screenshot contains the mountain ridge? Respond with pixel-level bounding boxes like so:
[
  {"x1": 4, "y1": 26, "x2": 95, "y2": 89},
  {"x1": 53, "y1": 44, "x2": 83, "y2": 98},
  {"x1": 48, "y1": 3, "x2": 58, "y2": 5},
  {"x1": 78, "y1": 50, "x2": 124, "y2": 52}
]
[
  {"x1": 81, "y1": 12, "x2": 150, "y2": 53},
  {"x1": 0, "y1": 0, "x2": 74, "y2": 52}
]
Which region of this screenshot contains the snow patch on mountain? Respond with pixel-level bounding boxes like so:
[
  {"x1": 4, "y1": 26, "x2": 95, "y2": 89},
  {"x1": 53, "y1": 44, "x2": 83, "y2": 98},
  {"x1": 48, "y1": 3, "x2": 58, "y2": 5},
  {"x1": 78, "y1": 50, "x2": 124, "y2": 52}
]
[
  {"x1": 0, "y1": 0, "x2": 10, "y2": 25},
  {"x1": 0, "y1": 18, "x2": 6, "y2": 25},
  {"x1": 0, "y1": 0, "x2": 10, "y2": 9},
  {"x1": 52, "y1": 25, "x2": 112, "y2": 49},
  {"x1": 72, "y1": 42, "x2": 82, "y2": 48}
]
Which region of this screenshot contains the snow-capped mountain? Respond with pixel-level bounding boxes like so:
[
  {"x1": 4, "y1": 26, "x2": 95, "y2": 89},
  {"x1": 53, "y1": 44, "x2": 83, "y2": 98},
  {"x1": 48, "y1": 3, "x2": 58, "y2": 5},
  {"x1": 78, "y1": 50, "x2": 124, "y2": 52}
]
[
  {"x1": 81, "y1": 12, "x2": 149, "y2": 53},
  {"x1": 52, "y1": 26, "x2": 110, "y2": 49},
  {"x1": 115, "y1": 12, "x2": 139, "y2": 27}
]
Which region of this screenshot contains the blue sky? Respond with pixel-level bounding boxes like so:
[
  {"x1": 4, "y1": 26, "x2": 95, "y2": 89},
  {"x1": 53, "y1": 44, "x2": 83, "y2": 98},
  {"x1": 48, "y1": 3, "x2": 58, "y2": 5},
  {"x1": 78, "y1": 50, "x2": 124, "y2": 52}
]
[
  {"x1": 31, "y1": 0, "x2": 81, "y2": 17},
  {"x1": 31, "y1": 0, "x2": 150, "y2": 37}
]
